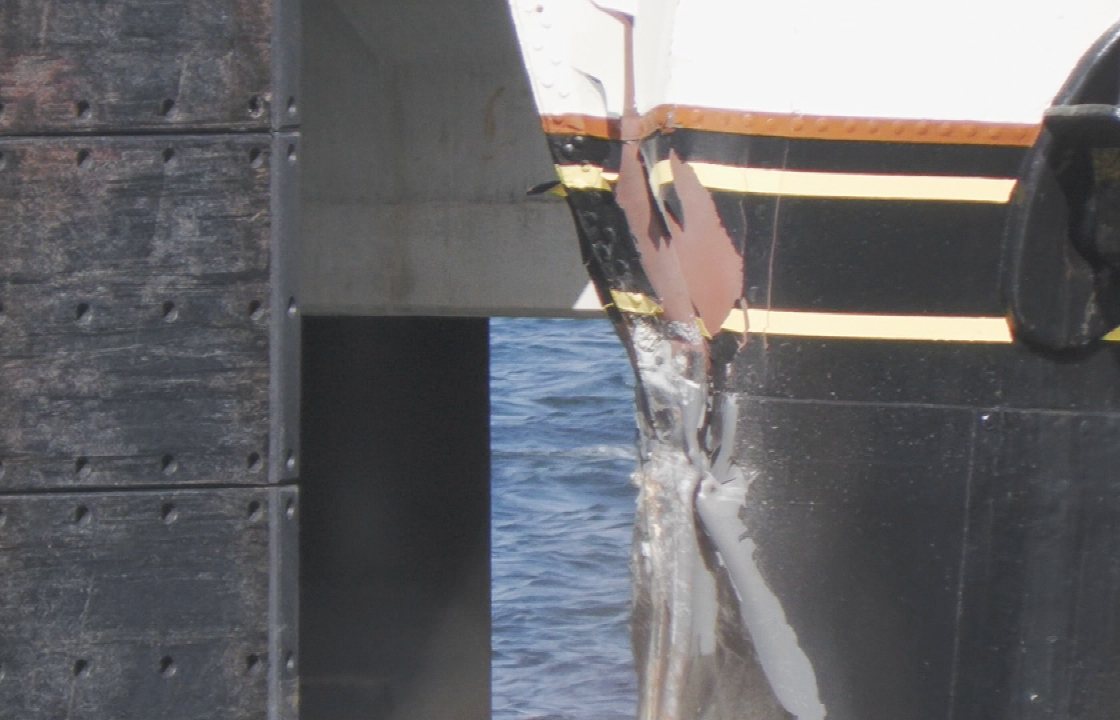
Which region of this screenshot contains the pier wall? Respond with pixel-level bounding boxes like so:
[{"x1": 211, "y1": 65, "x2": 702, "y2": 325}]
[{"x1": 0, "y1": 1, "x2": 562, "y2": 718}]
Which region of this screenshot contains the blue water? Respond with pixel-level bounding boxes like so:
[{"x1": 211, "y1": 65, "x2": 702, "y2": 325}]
[{"x1": 491, "y1": 317, "x2": 639, "y2": 720}]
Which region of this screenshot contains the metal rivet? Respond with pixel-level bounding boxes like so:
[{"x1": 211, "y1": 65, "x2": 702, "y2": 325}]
[
  {"x1": 160, "y1": 98, "x2": 176, "y2": 118},
  {"x1": 0, "y1": 507, "x2": 7, "y2": 528},
  {"x1": 247, "y1": 500, "x2": 263, "y2": 522},
  {"x1": 76, "y1": 149, "x2": 92, "y2": 168},
  {"x1": 247, "y1": 452, "x2": 263, "y2": 472},
  {"x1": 287, "y1": 97, "x2": 297, "y2": 116},
  {"x1": 75, "y1": 100, "x2": 91, "y2": 120},
  {"x1": 161, "y1": 301, "x2": 178, "y2": 322},
  {"x1": 287, "y1": 297, "x2": 298, "y2": 319},
  {"x1": 285, "y1": 498, "x2": 296, "y2": 520},
  {"x1": 287, "y1": 144, "x2": 297, "y2": 163},
  {"x1": 245, "y1": 654, "x2": 262, "y2": 674},
  {"x1": 161, "y1": 454, "x2": 178, "y2": 476},
  {"x1": 248, "y1": 96, "x2": 263, "y2": 117},
  {"x1": 73, "y1": 505, "x2": 90, "y2": 525},
  {"x1": 159, "y1": 656, "x2": 176, "y2": 677},
  {"x1": 249, "y1": 148, "x2": 264, "y2": 168},
  {"x1": 75, "y1": 303, "x2": 92, "y2": 324},
  {"x1": 162, "y1": 148, "x2": 175, "y2": 164},
  {"x1": 284, "y1": 652, "x2": 296, "y2": 672},
  {"x1": 160, "y1": 502, "x2": 178, "y2": 524},
  {"x1": 73, "y1": 659, "x2": 90, "y2": 677},
  {"x1": 284, "y1": 451, "x2": 296, "y2": 472},
  {"x1": 0, "y1": 151, "x2": 6, "y2": 170},
  {"x1": 75, "y1": 457, "x2": 91, "y2": 478},
  {"x1": 248, "y1": 300, "x2": 264, "y2": 321}
]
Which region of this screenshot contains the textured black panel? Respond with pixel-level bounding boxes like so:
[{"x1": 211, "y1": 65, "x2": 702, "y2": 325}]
[
  {"x1": 953, "y1": 411, "x2": 1120, "y2": 720},
  {"x1": 565, "y1": 188, "x2": 657, "y2": 302},
  {"x1": 0, "y1": 135, "x2": 290, "y2": 488},
  {"x1": 728, "y1": 336, "x2": 1120, "y2": 412},
  {"x1": 736, "y1": 397, "x2": 972, "y2": 720},
  {"x1": 546, "y1": 134, "x2": 617, "y2": 169},
  {"x1": 0, "y1": 486, "x2": 296, "y2": 719},
  {"x1": 764, "y1": 197, "x2": 1005, "y2": 315},
  {"x1": 0, "y1": 0, "x2": 300, "y2": 134},
  {"x1": 668, "y1": 130, "x2": 1028, "y2": 177}
]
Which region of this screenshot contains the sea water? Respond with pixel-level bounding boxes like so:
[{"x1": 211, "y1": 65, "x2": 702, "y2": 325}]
[{"x1": 491, "y1": 317, "x2": 638, "y2": 720}]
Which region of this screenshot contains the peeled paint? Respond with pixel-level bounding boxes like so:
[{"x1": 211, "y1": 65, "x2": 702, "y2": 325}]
[{"x1": 624, "y1": 314, "x2": 825, "y2": 720}]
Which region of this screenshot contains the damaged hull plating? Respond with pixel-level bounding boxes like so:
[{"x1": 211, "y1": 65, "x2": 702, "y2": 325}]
[
  {"x1": 510, "y1": 3, "x2": 1120, "y2": 719},
  {"x1": 627, "y1": 316, "x2": 823, "y2": 720}
]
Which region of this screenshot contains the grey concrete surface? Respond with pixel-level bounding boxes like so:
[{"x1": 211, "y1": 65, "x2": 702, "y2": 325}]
[{"x1": 301, "y1": 0, "x2": 593, "y2": 317}]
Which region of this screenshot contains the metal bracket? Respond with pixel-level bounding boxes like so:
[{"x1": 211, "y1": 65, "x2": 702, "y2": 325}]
[{"x1": 1003, "y1": 21, "x2": 1120, "y2": 351}]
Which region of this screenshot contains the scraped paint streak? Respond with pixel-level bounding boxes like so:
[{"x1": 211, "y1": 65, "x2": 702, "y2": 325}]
[
  {"x1": 626, "y1": 317, "x2": 825, "y2": 720},
  {"x1": 697, "y1": 426, "x2": 826, "y2": 720}
]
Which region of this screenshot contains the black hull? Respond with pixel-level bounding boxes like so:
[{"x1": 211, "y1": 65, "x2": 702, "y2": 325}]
[{"x1": 545, "y1": 32, "x2": 1120, "y2": 715}]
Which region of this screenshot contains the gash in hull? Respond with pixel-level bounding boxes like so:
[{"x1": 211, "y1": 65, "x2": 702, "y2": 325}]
[{"x1": 508, "y1": 4, "x2": 1120, "y2": 719}]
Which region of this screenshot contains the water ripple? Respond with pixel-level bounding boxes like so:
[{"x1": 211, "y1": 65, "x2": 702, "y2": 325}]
[{"x1": 491, "y1": 317, "x2": 637, "y2": 720}]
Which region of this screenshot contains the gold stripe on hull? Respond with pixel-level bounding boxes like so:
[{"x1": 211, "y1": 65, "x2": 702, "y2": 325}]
[
  {"x1": 608, "y1": 290, "x2": 663, "y2": 316},
  {"x1": 722, "y1": 309, "x2": 1014, "y2": 343},
  {"x1": 603, "y1": 289, "x2": 1120, "y2": 344},
  {"x1": 650, "y1": 161, "x2": 1017, "y2": 204},
  {"x1": 604, "y1": 289, "x2": 1016, "y2": 344},
  {"x1": 555, "y1": 164, "x2": 617, "y2": 191},
  {"x1": 557, "y1": 161, "x2": 1017, "y2": 204}
]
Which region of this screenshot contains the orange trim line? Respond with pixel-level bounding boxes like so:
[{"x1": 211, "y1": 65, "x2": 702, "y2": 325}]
[{"x1": 541, "y1": 106, "x2": 1040, "y2": 147}]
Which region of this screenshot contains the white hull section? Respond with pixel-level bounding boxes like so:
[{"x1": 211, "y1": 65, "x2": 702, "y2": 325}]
[{"x1": 509, "y1": 0, "x2": 1120, "y2": 126}]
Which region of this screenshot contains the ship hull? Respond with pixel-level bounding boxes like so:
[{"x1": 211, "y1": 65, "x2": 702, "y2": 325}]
[{"x1": 510, "y1": 4, "x2": 1120, "y2": 718}]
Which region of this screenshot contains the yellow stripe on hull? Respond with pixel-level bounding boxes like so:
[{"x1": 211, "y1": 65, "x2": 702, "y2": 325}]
[
  {"x1": 555, "y1": 164, "x2": 618, "y2": 191},
  {"x1": 650, "y1": 161, "x2": 1017, "y2": 204},
  {"x1": 558, "y1": 161, "x2": 1016, "y2": 204},
  {"x1": 721, "y1": 308, "x2": 1014, "y2": 343}
]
